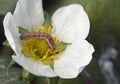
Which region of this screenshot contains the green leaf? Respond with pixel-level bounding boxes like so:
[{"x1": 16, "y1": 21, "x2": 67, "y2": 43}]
[
  {"x1": 0, "y1": 0, "x2": 18, "y2": 15},
  {"x1": 17, "y1": 26, "x2": 28, "y2": 34},
  {"x1": 3, "y1": 40, "x2": 10, "y2": 47},
  {"x1": 22, "y1": 69, "x2": 35, "y2": 83},
  {"x1": 0, "y1": 56, "x2": 27, "y2": 84},
  {"x1": 6, "y1": 59, "x2": 15, "y2": 71}
]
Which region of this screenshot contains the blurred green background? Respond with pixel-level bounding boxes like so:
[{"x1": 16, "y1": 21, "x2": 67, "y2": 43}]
[{"x1": 0, "y1": 0, "x2": 120, "y2": 84}]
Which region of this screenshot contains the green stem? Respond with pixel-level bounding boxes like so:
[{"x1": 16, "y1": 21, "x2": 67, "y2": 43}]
[{"x1": 47, "y1": 77, "x2": 59, "y2": 84}]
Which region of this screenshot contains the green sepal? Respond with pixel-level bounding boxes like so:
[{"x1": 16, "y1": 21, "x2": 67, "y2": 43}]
[
  {"x1": 6, "y1": 59, "x2": 15, "y2": 71},
  {"x1": 17, "y1": 26, "x2": 28, "y2": 34},
  {"x1": 44, "y1": 11, "x2": 51, "y2": 27},
  {"x1": 42, "y1": 59, "x2": 54, "y2": 70},
  {"x1": 50, "y1": 64, "x2": 54, "y2": 70},
  {"x1": 40, "y1": 11, "x2": 52, "y2": 32},
  {"x1": 3, "y1": 40, "x2": 10, "y2": 47},
  {"x1": 56, "y1": 41, "x2": 71, "y2": 51},
  {"x1": 50, "y1": 60, "x2": 54, "y2": 70}
]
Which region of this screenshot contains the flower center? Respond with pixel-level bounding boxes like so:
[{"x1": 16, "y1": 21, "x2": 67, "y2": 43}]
[
  {"x1": 21, "y1": 39, "x2": 50, "y2": 60},
  {"x1": 19, "y1": 25, "x2": 69, "y2": 67}
]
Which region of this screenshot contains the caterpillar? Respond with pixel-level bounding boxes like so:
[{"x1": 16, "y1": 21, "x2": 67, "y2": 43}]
[{"x1": 20, "y1": 32, "x2": 56, "y2": 51}]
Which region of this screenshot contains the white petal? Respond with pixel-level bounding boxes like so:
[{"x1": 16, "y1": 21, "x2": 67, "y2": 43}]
[
  {"x1": 52, "y1": 4, "x2": 90, "y2": 43},
  {"x1": 13, "y1": 0, "x2": 44, "y2": 30},
  {"x1": 3, "y1": 12, "x2": 21, "y2": 55},
  {"x1": 54, "y1": 39, "x2": 94, "y2": 78},
  {"x1": 12, "y1": 55, "x2": 57, "y2": 77}
]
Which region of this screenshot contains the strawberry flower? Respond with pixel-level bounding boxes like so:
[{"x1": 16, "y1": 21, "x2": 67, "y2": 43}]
[{"x1": 3, "y1": 0, "x2": 94, "y2": 78}]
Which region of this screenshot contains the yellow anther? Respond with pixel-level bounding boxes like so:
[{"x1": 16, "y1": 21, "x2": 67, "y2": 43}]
[
  {"x1": 46, "y1": 26, "x2": 52, "y2": 33},
  {"x1": 39, "y1": 25, "x2": 44, "y2": 31}
]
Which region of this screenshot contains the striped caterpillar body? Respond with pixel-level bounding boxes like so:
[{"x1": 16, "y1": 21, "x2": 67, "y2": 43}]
[{"x1": 20, "y1": 32, "x2": 56, "y2": 51}]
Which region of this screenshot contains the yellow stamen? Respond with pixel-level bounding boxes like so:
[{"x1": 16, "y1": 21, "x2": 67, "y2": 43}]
[
  {"x1": 32, "y1": 49, "x2": 37, "y2": 57},
  {"x1": 53, "y1": 37, "x2": 58, "y2": 43},
  {"x1": 49, "y1": 55, "x2": 56, "y2": 59},
  {"x1": 39, "y1": 25, "x2": 44, "y2": 31},
  {"x1": 21, "y1": 27, "x2": 69, "y2": 67},
  {"x1": 45, "y1": 26, "x2": 52, "y2": 33},
  {"x1": 41, "y1": 49, "x2": 50, "y2": 60}
]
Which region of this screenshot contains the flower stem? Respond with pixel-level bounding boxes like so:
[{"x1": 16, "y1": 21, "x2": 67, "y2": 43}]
[{"x1": 47, "y1": 77, "x2": 59, "y2": 84}]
